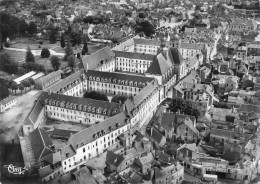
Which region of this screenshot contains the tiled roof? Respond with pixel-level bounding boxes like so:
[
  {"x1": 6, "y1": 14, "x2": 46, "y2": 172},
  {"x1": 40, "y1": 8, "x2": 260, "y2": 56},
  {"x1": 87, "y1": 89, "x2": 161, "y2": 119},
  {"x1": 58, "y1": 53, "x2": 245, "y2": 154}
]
[
  {"x1": 231, "y1": 18, "x2": 256, "y2": 27},
  {"x1": 42, "y1": 152, "x2": 61, "y2": 165},
  {"x1": 36, "y1": 70, "x2": 63, "y2": 85},
  {"x1": 86, "y1": 70, "x2": 154, "y2": 88},
  {"x1": 29, "y1": 128, "x2": 53, "y2": 162},
  {"x1": 239, "y1": 104, "x2": 260, "y2": 114},
  {"x1": 0, "y1": 96, "x2": 16, "y2": 106},
  {"x1": 48, "y1": 69, "x2": 84, "y2": 93},
  {"x1": 50, "y1": 128, "x2": 78, "y2": 140},
  {"x1": 179, "y1": 42, "x2": 206, "y2": 51},
  {"x1": 82, "y1": 46, "x2": 115, "y2": 70},
  {"x1": 24, "y1": 98, "x2": 45, "y2": 125},
  {"x1": 114, "y1": 50, "x2": 155, "y2": 61},
  {"x1": 39, "y1": 91, "x2": 122, "y2": 117},
  {"x1": 183, "y1": 119, "x2": 199, "y2": 135},
  {"x1": 210, "y1": 128, "x2": 251, "y2": 141},
  {"x1": 153, "y1": 167, "x2": 164, "y2": 181},
  {"x1": 133, "y1": 38, "x2": 163, "y2": 46},
  {"x1": 60, "y1": 144, "x2": 76, "y2": 162},
  {"x1": 68, "y1": 112, "x2": 128, "y2": 150},
  {"x1": 147, "y1": 126, "x2": 164, "y2": 145},
  {"x1": 146, "y1": 53, "x2": 172, "y2": 75},
  {"x1": 167, "y1": 47, "x2": 184, "y2": 65},
  {"x1": 106, "y1": 151, "x2": 124, "y2": 167},
  {"x1": 130, "y1": 79, "x2": 158, "y2": 110}
]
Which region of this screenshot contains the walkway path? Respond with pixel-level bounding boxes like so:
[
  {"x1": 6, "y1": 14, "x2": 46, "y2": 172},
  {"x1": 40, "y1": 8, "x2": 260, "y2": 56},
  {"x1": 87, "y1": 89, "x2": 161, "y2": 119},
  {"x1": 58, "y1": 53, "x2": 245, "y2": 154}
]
[{"x1": 3, "y1": 47, "x2": 65, "y2": 56}]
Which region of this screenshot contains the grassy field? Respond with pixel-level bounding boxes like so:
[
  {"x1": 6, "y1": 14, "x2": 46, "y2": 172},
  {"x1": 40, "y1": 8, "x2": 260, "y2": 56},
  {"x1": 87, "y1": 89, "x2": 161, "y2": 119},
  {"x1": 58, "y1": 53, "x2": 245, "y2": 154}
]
[
  {"x1": 0, "y1": 49, "x2": 26, "y2": 63},
  {"x1": 34, "y1": 56, "x2": 68, "y2": 72},
  {"x1": 11, "y1": 38, "x2": 60, "y2": 50}
]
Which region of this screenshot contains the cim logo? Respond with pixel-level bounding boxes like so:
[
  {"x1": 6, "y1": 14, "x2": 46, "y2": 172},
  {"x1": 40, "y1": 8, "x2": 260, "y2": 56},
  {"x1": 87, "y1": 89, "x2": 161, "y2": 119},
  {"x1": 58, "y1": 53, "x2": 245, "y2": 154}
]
[{"x1": 4, "y1": 164, "x2": 28, "y2": 175}]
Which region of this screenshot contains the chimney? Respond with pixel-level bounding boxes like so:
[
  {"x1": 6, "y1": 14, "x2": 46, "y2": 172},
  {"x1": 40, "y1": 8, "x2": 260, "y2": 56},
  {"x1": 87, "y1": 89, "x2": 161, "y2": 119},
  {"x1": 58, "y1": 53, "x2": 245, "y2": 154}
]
[
  {"x1": 151, "y1": 127, "x2": 153, "y2": 136},
  {"x1": 48, "y1": 89, "x2": 52, "y2": 95},
  {"x1": 114, "y1": 158, "x2": 117, "y2": 163}
]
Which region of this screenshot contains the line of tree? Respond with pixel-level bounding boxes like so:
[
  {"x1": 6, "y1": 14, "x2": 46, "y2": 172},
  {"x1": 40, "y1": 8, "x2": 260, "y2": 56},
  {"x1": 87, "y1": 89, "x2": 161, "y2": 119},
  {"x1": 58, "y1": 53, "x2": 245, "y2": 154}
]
[
  {"x1": 135, "y1": 20, "x2": 155, "y2": 37},
  {"x1": 111, "y1": 95, "x2": 128, "y2": 104},
  {"x1": 0, "y1": 13, "x2": 38, "y2": 41},
  {"x1": 83, "y1": 91, "x2": 109, "y2": 101},
  {"x1": 169, "y1": 97, "x2": 201, "y2": 119}
]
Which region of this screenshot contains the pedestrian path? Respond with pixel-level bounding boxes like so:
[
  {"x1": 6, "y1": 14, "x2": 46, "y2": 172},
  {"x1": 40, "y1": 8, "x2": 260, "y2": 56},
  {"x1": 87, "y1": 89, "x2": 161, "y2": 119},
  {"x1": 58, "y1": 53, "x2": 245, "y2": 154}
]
[{"x1": 3, "y1": 47, "x2": 65, "y2": 56}]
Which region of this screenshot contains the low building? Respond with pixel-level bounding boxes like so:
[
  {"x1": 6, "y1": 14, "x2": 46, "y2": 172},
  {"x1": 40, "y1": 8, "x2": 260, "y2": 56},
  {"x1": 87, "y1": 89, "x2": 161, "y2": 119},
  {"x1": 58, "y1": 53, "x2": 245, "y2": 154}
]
[
  {"x1": 0, "y1": 96, "x2": 17, "y2": 112},
  {"x1": 35, "y1": 70, "x2": 63, "y2": 90}
]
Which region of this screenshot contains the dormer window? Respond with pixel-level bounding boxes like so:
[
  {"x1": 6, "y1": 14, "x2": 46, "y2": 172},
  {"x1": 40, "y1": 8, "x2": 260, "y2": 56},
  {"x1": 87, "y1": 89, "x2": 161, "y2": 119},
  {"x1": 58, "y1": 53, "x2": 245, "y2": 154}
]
[
  {"x1": 83, "y1": 105, "x2": 87, "y2": 111},
  {"x1": 56, "y1": 101, "x2": 60, "y2": 106},
  {"x1": 92, "y1": 107, "x2": 95, "y2": 113},
  {"x1": 121, "y1": 80, "x2": 124, "y2": 85},
  {"x1": 89, "y1": 76, "x2": 92, "y2": 80},
  {"x1": 109, "y1": 126, "x2": 114, "y2": 131},
  {"x1": 73, "y1": 104, "x2": 77, "y2": 110},
  {"x1": 60, "y1": 101, "x2": 65, "y2": 108},
  {"x1": 103, "y1": 109, "x2": 107, "y2": 115},
  {"x1": 78, "y1": 105, "x2": 82, "y2": 111},
  {"x1": 134, "y1": 82, "x2": 137, "y2": 86},
  {"x1": 113, "y1": 79, "x2": 117, "y2": 83},
  {"x1": 97, "y1": 77, "x2": 100, "y2": 82},
  {"x1": 45, "y1": 99, "x2": 49, "y2": 105}
]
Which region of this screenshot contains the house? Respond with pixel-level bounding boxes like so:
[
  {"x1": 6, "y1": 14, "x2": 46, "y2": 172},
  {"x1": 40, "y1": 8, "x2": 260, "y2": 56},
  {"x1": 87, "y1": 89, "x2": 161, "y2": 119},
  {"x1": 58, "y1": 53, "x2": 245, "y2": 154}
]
[
  {"x1": 150, "y1": 163, "x2": 184, "y2": 184},
  {"x1": 159, "y1": 112, "x2": 197, "y2": 140},
  {"x1": 106, "y1": 151, "x2": 125, "y2": 173},
  {"x1": 0, "y1": 96, "x2": 17, "y2": 112},
  {"x1": 132, "y1": 152, "x2": 154, "y2": 174},
  {"x1": 176, "y1": 118, "x2": 200, "y2": 143},
  {"x1": 177, "y1": 143, "x2": 207, "y2": 175},
  {"x1": 146, "y1": 126, "x2": 166, "y2": 147}
]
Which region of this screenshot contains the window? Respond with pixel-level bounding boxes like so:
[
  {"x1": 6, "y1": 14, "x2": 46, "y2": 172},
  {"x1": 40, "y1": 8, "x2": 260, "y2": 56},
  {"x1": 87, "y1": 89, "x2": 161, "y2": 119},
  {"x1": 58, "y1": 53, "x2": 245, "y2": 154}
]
[{"x1": 83, "y1": 148, "x2": 85, "y2": 153}]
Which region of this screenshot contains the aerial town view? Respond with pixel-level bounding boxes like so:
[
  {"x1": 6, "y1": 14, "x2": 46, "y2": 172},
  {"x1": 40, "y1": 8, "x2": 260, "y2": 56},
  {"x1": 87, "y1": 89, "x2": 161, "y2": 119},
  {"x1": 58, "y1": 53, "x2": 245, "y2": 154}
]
[{"x1": 1, "y1": 0, "x2": 260, "y2": 184}]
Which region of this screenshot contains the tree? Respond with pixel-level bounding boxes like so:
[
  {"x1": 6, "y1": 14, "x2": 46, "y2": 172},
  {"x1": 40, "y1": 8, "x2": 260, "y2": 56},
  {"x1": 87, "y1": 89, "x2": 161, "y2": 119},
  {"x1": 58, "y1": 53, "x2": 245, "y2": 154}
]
[
  {"x1": 28, "y1": 78, "x2": 35, "y2": 89},
  {"x1": 0, "y1": 53, "x2": 18, "y2": 74},
  {"x1": 28, "y1": 21, "x2": 37, "y2": 35},
  {"x1": 135, "y1": 21, "x2": 155, "y2": 37},
  {"x1": 25, "y1": 46, "x2": 35, "y2": 63},
  {"x1": 41, "y1": 48, "x2": 50, "y2": 58},
  {"x1": 169, "y1": 97, "x2": 200, "y2": 118},
  {"x1": 64, "y1": 41, "x2": 74, "y2": 61},
  {"x1": 60, "y1": 34, "x2": 65, "y2": 48},
  {"x1": 49, "y1": 29, "x2": 57, "y2": 44},
  {"x1": 139, "y1": 12, "x2": 145, "y2": 18},
  {"x1": 19, "y1": 83, "x2": 24, "y2": 94},
  {"x1": 111, "y1": 95, "x2": 128, "y2": 104},
  {"x1": 10, "y1": 82, "x2": 18, "y2": 94},
  {"x1": 82, "y1": 42, "x2": 88, "y2": 55},
  {"x1": 34, "y1": 83, "x2": 42, "y2": 90},
  {"x1": 0, "y1": 81, "x2": 9, "y2": 100},
  {"x1": 67, "y1": 55, "x2": 75, "y2": 70},
  {"x1": 83, "y1": 91, "x2": 109, "y2": 101},
  {"x1": 22, "y1": 80, "x2": 30, "y2": 92},
  {"x1": 50, "y1": 56, "x2": 61, "y2": 71}
]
